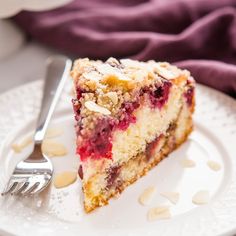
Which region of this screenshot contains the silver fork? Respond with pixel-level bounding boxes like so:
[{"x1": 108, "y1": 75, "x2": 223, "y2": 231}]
[{"x1": 1, "y1": 56, "x2": 72, "y2": 196}]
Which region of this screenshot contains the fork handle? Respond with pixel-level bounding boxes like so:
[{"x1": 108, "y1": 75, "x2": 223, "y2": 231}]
[{"x1": 34, "y1": 56, "x2": 72, "y2": 144}]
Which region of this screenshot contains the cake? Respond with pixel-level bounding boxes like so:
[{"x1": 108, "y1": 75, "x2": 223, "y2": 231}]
[{"x1": 71, "y1": 57, "x2": 195, "y2": 213}]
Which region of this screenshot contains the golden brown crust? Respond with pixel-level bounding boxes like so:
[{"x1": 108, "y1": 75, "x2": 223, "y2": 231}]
[
  {"x1": 84, "y1": 118, "x2": 193, "y2": 213},
  {"x1": 71, "y1": 58, "x2": 190, "y2": 119}
]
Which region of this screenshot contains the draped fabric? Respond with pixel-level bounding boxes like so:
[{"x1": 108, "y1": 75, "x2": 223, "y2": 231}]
[{"x1": 13, "y1": 0, "x2": 236, "y2": 97}]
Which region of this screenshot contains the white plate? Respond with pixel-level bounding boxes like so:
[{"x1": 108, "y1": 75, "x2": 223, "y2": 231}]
[{"x1": 0, "y1": 81, "x2": 235, "y2": 236}]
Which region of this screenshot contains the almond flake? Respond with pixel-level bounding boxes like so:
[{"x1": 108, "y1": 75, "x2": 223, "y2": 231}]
[
  {"x1": 97, "y1": 64, "x2": 131, "y2": 81},
  {"x1": 192, "y1": 190, "x2": 209, "y2": 205},
  {"x1": 45, "y1": 127, "x2": 63, "y2": 139},
  {"x1": 106, "y1": 92, "x2": 118, "y2": 105},
  {"x1": 147, "y1": 206, "x2": 171, "y2": 221},
  {"x1": 53, "y1": 171, "x2": 77, "y2": 189},
  {"x1": 160, "y1": 192, "x2": 179, "y2": 204},
  {"x1": 155, "y1": 65, "x2": 178, "y2": 80},
  {"x1": 11, "y1": 136, "x2": 33, "y2": 153},
  {"x1": 84, "y1": 101, "x2": 111, "y2": 115},
  {"x1": 139, "y1": 186, "x2": 157, "y2": 206},
  {"x1": 120, "y1": 59, "x2": 140, "y2": 68},
  {"x1": 42, "y1": 140, "x2": 67, "y2": 157},
  {"x1": 106, "y1": 57, "x2": 120, "y2": 66},
  {"x1": 180, "y1": 158, "x2": 196, "y2": 168},
  {"x1": 83, "y1": 71, "x2": 101, "y2": 81},
  {"x1": 11, "y1": 144, "x2": 22, "y2": 153},
  {"x1": 207, "y1": 160, "x2": 221, "y2": 171},
  {"x1": 97, "y1": 64, "x2": 116, "y2": 75}
]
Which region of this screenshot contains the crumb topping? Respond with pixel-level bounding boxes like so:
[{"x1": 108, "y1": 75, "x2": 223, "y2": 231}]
[
  {"x1": 71, "y1": 58, "x2": 190, "y2": 122},
  {"x1": 71, "y1": 57, "x2": 192, "y2": 161},
  {"x1": 71, "y1": 58, "x2": 188, "y2": 93}
]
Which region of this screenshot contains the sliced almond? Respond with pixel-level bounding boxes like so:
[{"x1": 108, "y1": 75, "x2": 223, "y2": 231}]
[
  {"x1": 160, "y1": 192, "x2": 179, "y2": 205},
  {"x1": 53, "y1": 171, "x2": 77, "y2": 189},
  {"x1": 180, "y1": 158, "x2": 196, "y2": 168},
  {"x1": 11, "y1": 135, "x2": 33, "y2": 153},
  {"x1": 147, "y1": 206, "x2": 171, "y2": 221},
  {"x1": 45, "y1": 127, "x2": 63, "y2": 139},
  {"x1": 106, "y1": 92, "x2": 118, "y2": 105},
  {"x1": 97, "y1": 63, "x2": 132, "y2": 86},
  {"x1": 84, "y1": 101, "x2": 111, "y2": 115},
  {"x1": 97, "y1": 64, "x2": 131, "y2": 81},
  {"x1": 42, "y1": 139, "x2": 67, "y2": 157},
  {"x1": 106, "y1": 57, "x2": 120, "y2": 66},
  {"x1": 120, "y1": 59, "x2": 140, "y2": 68},
  {"x1": 207, "y1": 160, "x2": 221, "y2": 171},
  {"x1": 155, "y1": 65, "x2": 178, "y2": 80},
  {"x1": 97, "y1": 64, "x2": 116, "y2": 75},
  {"x1": 83, "y1": 71, "x2": 101, "y2": 81},
  {"x1": 11, "y1": 144, "x2": 22, "y2": 153},
  {"x1": 192, "y1": 190, "x2": 209, "y2": 205},
  {"x1": 20, "y1": 135, "x2": 33, "y2": 147},
  {"x1": 158, "y1": 62, "x2": 169, "y2": 68},
  {"x1": 139, "y1": 186, "x2": 157, "y2": 206}
]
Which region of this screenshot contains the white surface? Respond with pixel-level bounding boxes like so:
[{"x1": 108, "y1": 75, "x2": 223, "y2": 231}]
[
  {"x1": 0, "y1": 42, "x2": 56, "y2": 93},
  {"x1": 0, "y1": 0, "x2": 72, "y2": 18},
  {"x1": 0, "y1": 81, "x2": 235, "y2": 236},
  {"x1": 0, "y1": 20, "x2": 25, "y2": 60}
]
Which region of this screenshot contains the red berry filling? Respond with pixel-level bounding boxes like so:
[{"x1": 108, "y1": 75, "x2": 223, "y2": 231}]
[
  {"x1": 76, "y1": 100, "x2": 141, "y2": 161},
  {"x1": 76, "y1": 87, "x2": 83, "y2": 100},
  {"x1": 77, "y1": 119, "x2": 114, "y2": 161},
  {"x1": 149, "y1": 81, "x2": 171, "y2": 109},
  {"x1": 78, "y1": 165, "x2": 83, "y2": 179},
  {"x1": 72, "y1": 99, "x2": 81, "y2": 121},
  {"x1": 117, "y1": 101, "x2": 140, "y2": 130},
  {"x1": 72, "y1": 87, "x2": 85, "y2": 122},
  {"x1": 184, "y1": 86, "x2": 194, "y2": 107},
  {"x1": 106, "y1": 165, "x2": 121, "y2": 189},
  {"x1": 146, "y1": 134, "x2": 163, "y2": 161}
]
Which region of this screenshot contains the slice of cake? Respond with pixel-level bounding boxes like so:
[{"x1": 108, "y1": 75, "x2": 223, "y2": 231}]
[{"x1": 71, "y1": 58, "x2": 195, "y2": 213}]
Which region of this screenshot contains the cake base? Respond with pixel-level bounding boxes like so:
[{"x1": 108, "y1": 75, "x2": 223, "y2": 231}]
[{"x1": 83, "y1": 104, "x2": 193, "y2": 212}]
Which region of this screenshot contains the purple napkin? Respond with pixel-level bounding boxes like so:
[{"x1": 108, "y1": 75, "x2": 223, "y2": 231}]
[{"x1": 13, "y1": 0, "x2": 236, "y2": 97}]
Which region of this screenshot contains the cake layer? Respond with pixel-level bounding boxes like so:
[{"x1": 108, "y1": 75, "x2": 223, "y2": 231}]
[
  {"x1": 83, "y1": 101, "x2": 193, "y2": 212},
  {"x1": 112, "y1": 81, "x2": 184, "y2": 164},
  {"x1": 82, "y1": 82, "x2": 186, "y2": 181}
]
